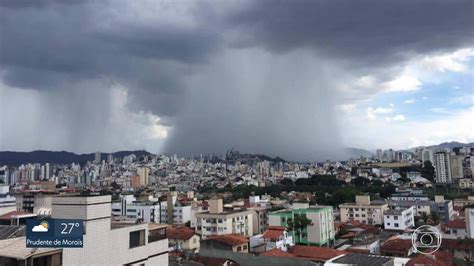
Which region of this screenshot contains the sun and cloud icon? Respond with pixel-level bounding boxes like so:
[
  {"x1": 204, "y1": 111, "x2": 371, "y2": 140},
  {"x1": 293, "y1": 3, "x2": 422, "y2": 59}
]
[{"x1": 32, "y1": 221, "x2": 49, "y2": 233}]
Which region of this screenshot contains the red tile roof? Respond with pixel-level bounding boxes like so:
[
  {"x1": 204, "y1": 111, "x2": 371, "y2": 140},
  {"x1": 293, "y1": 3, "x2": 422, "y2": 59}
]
[
  {"x1": 406, "y1": 251, "x2": 453, "y2": 266},
  {"x1": 441, "y1": 239, "x2": 474, "y2": 251},
  {"x1": 206, "y1": 234, "x2": 249, "y2": 246},
  {"x1": 445, "y1": 219, "x2": 466, "y2": 229},
  {"x1": 260, "y1": 248, "x2": 295, "y2": 258},
  {"x1": 381, "y1": 237, "x2": 412, "y2": 252},
  {"x1": 0, "y1": 211, "x2": 33, "y2": 220},
  {"x1": 288, "y1": 245, "x2": 350, "y2": 261},
  {"x1": 168, "y1": 226, "x2": 196, "y2": 241},
  {"x1": 262, "y1": 227, "x2": 286, "y2": 241}
]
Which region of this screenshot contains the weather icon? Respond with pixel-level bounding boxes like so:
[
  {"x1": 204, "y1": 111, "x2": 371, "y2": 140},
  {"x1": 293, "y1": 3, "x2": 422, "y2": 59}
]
[{"x1": 32, "y1": 221, "x2": 49, "y2": 232}]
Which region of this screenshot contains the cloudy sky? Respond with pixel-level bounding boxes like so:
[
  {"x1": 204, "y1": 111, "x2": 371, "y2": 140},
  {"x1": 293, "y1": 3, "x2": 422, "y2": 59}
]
[{"x1": 0, "y1": 0, "x2": 473, "y2": 160}]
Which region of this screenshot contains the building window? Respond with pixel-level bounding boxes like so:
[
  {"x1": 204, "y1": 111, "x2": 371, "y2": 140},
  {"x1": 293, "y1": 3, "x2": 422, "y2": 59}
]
[
  {"x1": 129, "y1": 230, "x2": 145, "y2": 248},
  {"x1": 237, "y1": 246, "x2": 242, "y2": 252},
  {"x1": 394, "y1": 216, "x2": 398, "y2": 220},
  {"x1": 394, "y1": 223, "x2": 399, "y2": 228},
  {"x1": 148, "y1": 228, "x2": 167, "y2": 243}
]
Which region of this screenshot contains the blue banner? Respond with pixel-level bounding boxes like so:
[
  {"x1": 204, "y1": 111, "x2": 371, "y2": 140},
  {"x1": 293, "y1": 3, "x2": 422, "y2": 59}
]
[{"x1": 26, "y1": 218, "x2": 84, "y2": 248}]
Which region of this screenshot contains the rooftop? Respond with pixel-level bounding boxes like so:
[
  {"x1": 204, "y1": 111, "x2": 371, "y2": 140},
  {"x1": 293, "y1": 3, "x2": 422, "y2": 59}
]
[
  {"x1": 332, "y1": 253, "x2": 393, "y2": 265},
  {"x1": 260, "y1": 248, "x2": 296, "y2": 258},
  {"x1": 262, "y1": 226, "x2": 286, "y2": 241},
  {"x1": 288, "y1": 245, "x2": 350, "y2": 261},
  {"x1": 205, "y1": 234, "x2": 248, "y2": 246},
  {"x1": 445, "y1": 219, "x2": 466, "y2": 229},
  {"x1": 0, "y1": 237, "x2": 61, "y2": 260},
  {"x1": 381, "y1": 237, "x2": 412, "y2": 252},
  {"x1": 384, "y1": 208, "x2": 411, "y2": 215},
  {"x1": 0, "y1": 211, "x2": 35, "y2": 220},
  {"x1": 406, "y1": 250, "x2": 453, "y2": 266},
  {"x1": 168, "y1": 226, "x2": 196, "y2": 240}
]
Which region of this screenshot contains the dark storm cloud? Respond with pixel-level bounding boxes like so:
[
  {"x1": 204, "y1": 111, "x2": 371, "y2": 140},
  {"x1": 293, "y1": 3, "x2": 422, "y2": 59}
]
[
  {"x1": 228, "y1": 0, "x2": 474, "y2": 65},
  {"x1": 0, "y1": 0, "x2": 220, "y2": 115},
  {"x1": 0, "y1": 0, "x2": 473, "y2": 160}
]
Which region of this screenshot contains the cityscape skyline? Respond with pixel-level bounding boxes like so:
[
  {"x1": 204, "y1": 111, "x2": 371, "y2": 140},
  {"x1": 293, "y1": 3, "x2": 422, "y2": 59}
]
[{"x1": 1, "y1": 1, "x2": 473, "y2": 161}]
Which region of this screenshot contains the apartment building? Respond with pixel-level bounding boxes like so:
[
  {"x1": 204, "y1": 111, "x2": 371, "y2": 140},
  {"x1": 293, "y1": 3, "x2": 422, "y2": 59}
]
[
  {"x1": 111, "y1": 193, "x2": 192, "y2": 225},
  {"x1": 339, "y1": 196, "x2": 389, "y2": 225},
  {"x1": 268, "y1": 206, "x2": 334, "y2": 246},
  {"x1": 248, "y1": 206, "x2": 269, "y2": 235},
  {"x1": 387, "y1": 195, "x2": 454, "y2": 223},
  {"x1": 434, "y1": 151, "x2": 452, "y2": 183},
  {"x1": 53, "y1": 195, "x2": 169, "y2": 265},
  {"x1": 159, "y1": 200, "x2": 192, "y2": 225},
  {"x1": 15, "y1": 190, "x2": 56, "y2": 216},
  {"x1": 195, "y1": 198, "x2": 254, "y2": 239},
  {"x1": 383, "y1": 206, "x2": 415, "y2": 230}
]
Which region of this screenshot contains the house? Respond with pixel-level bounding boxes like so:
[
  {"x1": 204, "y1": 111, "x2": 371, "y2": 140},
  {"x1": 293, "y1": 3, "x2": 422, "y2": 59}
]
[
  {"x1": 380, "y1": 236, "x2": 414, "y2": 257},
  {"x1": 201, "y1": 234, "x2": 249, "y2": 253},
  {"x1": 441, "y1": 239, "x2": 474, "y2": 261},
  {"x1": 250, "y1": 226, "x2": 294, "y2": 253},
  {"x1": 261, "y1": 226, "x2": 294, "y2": 251},
  {"x1": 406, "y1": 250, "x2": 454, "y2": 266},
  {"x1": 444, "y1": 219, "x2": 467, "y2": 239},
  {"x1": 168, "y1": 226, "x2": 200, "y2": 253}
]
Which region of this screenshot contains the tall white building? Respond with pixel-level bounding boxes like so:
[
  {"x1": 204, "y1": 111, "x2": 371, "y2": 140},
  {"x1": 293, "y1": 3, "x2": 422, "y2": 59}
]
[
  {"x1": 383, "y1": 206, "x2": 415, "y2": 231},
  {"x1": 422, "y1": 148, "x2": 434, "y2": 163},
  {"x1": 94, "y1": 151, "x2": 101, "y2": 163},
  {"x1": 434, "y1": 151, "x2": 452, "y2": 183},
  {"x1": 450, "y1": 155, "x2": 464, "y2": 179},
  {"x1": 137, "y1": 167, "x2": 150, "y2": 186}
]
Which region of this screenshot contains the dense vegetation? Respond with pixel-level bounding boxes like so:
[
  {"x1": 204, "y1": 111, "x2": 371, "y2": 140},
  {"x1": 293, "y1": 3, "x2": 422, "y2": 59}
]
[{"x1": 199, "y1": 174, "x2": 396, "y2": 205}]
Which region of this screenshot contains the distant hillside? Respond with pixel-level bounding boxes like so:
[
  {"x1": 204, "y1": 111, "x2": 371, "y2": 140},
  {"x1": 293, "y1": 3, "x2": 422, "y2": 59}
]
[
  {"x1": 0, "y1": 150, "x2": 152, "y2": 166},
  {"x1": 345, "y1": 147, "x2": 373, "y2": 159},
  {"x1": 409, "y1": 141, "x2": 474, "y2": 152},
  {"x1": 429, "y1": 141, "x2": 474, "y2": 150}
]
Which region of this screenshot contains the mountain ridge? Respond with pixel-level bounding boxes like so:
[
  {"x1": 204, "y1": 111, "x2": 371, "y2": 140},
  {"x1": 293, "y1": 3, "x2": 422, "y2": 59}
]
[{"x1": 0, "y1": 150, "x2": 151, "y2": 166}]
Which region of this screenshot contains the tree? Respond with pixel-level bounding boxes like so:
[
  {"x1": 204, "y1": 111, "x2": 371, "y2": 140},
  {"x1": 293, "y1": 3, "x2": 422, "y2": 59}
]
[
  {"x1": 430, "y1": 211, "x2": 441, "y2": 224},
  {"x1": 352, "y1": 177, "x2": 370, "y2": 187},
  {"x1": 421, "y1": 161, "x2": 435, "y2": 181},
  {"x1": 287, "y1": 214, "x2": 312, "y2": 245},
  {"x1": 280, "y1": 178, "x2": 294, "y2": 186}
]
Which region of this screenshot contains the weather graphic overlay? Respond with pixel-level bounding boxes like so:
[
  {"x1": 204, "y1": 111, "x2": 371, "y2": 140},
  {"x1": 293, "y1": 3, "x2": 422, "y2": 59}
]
[{"x1": 26, "y1": 219, "x2": 83, "y2": 248}]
